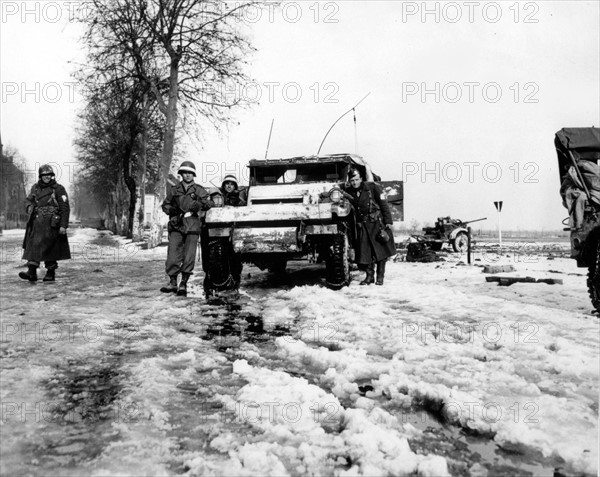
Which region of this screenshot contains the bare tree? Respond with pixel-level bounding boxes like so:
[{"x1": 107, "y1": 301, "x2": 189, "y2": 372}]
[
  {"x1": 74, "y1": 0, "x2": 257, "y2": 245},
  {"x1": 79, "y1": 0, "x2": 257, "y2": 198},
  {"x1": 73, "y1": 70, "x2": 163, "y2": 237}
]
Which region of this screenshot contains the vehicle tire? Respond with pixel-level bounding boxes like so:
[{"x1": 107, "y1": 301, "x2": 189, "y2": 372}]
[
  {"x1": 587, "y1": 239, "x2": 600, "y2": 314},
  {"x1": 204, "y1": 239, "x2": 239, "y2": 293},
  {"x1": 452, "y1": 231, "x2": 469, "y2": 253},
  {"x1": 325, "y1": 234, "x2": 350, "y2": 289},
  {"x1": 268, "y1": 261, "x2": 287, "y2": 274}
]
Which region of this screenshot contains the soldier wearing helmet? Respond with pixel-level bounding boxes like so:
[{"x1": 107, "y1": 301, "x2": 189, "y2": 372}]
[
  {"x1": 160, "y1": 161, "x2": 213, "y2": 296},
  {"x1": 220, "y1": 174, "x2": 247, "y2": 207},
  {"x1": 19, "y1": 164, "x2": 71, "y2": 282}
]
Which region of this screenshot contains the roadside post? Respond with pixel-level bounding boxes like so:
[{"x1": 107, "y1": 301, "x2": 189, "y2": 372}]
[
  {"x1": 494, "y1": 201, "x2": 503, "y2": 254},
  {"x1": 467, "y1": 226, "x2": 472, "y2": 264}
]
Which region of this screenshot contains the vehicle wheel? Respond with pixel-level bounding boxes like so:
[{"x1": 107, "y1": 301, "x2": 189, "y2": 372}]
[
  {"x1": 204, "y1": 239, "x2": 239, "y2": 293},
  {"x1": 587, "y1": 239, "x2": 600, "y2": 313},
  {"x1": 325, "y1": 234, "x2": 350, "y2": 289},
  {"x1": 452, "y1": 231, "x2": 469, "y2": 253},
  {"x1": 268, "y1": 261, "x2": 287, "y2": 274}
]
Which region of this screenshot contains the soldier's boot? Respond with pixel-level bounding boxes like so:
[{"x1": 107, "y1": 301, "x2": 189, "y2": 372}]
[
  {"x1": 160, "y1": 275, "x2": 178, "y2": 293},
  {"x1": 43, "y1": 268, "x2": 56, "y2": 282},
  {"x1": 376, "y1": 260, "x2": 386, "y2": 286},
  {"x1": 177, "y1": 273, "x2": 191, "y2": 296},
  {"x1": 360, "y1": 263, "x2": 375, "y2": 285},
  {"x1": 19, "y1": 265, "x2": 38, "y2": 282}
]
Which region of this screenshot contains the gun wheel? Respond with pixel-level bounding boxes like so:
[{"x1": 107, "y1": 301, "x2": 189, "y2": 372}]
[
  {"x1": 452, "y1": 231, "x2": 469, "y2": 253},
  {"x1": 325, "y1": 234, "x2": 350, "y2": 289},
  {"x1": 587, "y1": 239, "x2": 600, "y2": 314},
  {"x1": 204, "y1": 239, "x2": 239, "y2": 294}
]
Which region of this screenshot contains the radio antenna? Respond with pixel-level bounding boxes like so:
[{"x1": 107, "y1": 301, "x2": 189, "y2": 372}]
[
  {"x1": 317, "y1": 92, "x2": 371, "y2": 155},
  {"x1": 264, "y1": 119, "x2": 275, "y2": 159}
]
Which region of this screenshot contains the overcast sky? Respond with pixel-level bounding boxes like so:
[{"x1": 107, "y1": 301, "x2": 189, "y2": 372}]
[{"x1": 1, "y1": 1, "x2": 599, "y2": 230}]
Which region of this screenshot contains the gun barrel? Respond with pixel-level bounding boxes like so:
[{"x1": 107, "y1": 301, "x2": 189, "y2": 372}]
[{"x1": 463, "y1": 217, "x2": 487, "y2": 225}]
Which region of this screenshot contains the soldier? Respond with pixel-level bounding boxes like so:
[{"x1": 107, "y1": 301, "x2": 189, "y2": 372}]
[
  {"x1": 220, "y1": 174, "x2": 247, "y2": 206},
  {"x1": 219, "y1": 174, "x2": 245, "y2": 285},
  {"x1": 343, "y1": 168, "x2": 396, "y2": 285},
  {"x1": 160, "y1": 161, "x2": 213, "y2": 296},
  {"x1": 20, "y1": 164, "x2": 71, "y2": 282}
]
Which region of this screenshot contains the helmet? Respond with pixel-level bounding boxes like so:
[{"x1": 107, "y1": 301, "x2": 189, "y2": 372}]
[
  {"x1": 177, "y1": 161, "x2": 196, "y2": 177},
  {"x1": 38, "y1": 164, "x2": 55, "y2": 177},
  {"x1": 221, "y1": 174, "x2": 238, "y2": 190}
]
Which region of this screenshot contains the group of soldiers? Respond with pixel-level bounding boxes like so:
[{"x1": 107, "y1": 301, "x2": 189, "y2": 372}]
[
  {"x1": 17, "y1": 162, "x2": 245, "y2": 293},
  {"x1": 18, "y1": 161, "x2": 394, "y2": 290}
]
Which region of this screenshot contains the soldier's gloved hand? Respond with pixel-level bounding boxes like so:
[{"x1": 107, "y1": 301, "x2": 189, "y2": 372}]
[
  {"x1": 59, "y1": 227, "x2": 67, "y2": 235},
  {"x1": 189, "y1": 202, "x2": 201, "y2": 213},
  {"x1": 170, "y1": 216, "x2": 180, "y2": 226}
]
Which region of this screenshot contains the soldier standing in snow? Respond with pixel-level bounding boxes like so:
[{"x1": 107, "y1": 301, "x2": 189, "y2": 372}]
[
  {"x1": 20, "y1": 164, "x2": 71, "y2": 282},
  {"x1": 343, "y1": 168, "x2": 396, "y2": 285},
  {"x1": 160, "y1": 161, "x2": 213, "y2": 296}
]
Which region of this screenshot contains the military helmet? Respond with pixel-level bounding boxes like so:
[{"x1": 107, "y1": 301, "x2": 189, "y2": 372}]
[
  {"x1": 177, "y1": 161, "x2": 196, "y2": 177},
  {"x1": 38, "y1": 164, "x2": 55, "y2": 177},
  {"x1": 221, "y1": 174, "x2": 239, "y2": 190}
]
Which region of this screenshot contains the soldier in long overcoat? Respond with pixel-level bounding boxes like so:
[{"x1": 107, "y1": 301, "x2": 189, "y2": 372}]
[
  {"x1": 160, "y1": 161, "x2": 213, "y2": 296},
  {"x1": 20, "y1": 164, "x2": 71, "y2": 282},
  {"x1": 344, "y1": 168, "x2": 396, "y2": 285}
]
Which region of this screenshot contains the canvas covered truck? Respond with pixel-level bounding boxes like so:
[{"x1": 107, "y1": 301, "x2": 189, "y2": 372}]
[
  {"x1": 202, "y1": 154, "x2": 403, "y2": 293},
  {"x1": 555, "y1": 127, "x2": 600, "y2": 312}
]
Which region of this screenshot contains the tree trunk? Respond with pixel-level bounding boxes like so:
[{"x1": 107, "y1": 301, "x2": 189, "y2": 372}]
[
  {"x1": 149, "y1": 56, "x2": 180, "y2": 249},
  {"x1": 156, "y1": 56, "x2": 180, "y2": 203},
  {"x1": 123, "y1": 129, "x2": 137, "y2": 239},
  {"x1": 132, "y1": 95, "x2": 149, "y2": 242}
]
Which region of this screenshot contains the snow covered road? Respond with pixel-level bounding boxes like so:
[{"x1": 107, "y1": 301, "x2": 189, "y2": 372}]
[{"x1": 1, "y1": 229, "x2": 598, "y2": 476}]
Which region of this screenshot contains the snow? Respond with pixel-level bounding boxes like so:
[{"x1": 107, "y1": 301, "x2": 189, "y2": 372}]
[{"x1": 0, "y1": 229, "x2": 597, "y2": 476}]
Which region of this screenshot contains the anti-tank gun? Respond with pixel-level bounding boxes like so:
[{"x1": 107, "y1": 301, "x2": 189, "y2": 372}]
[{"x1": 421, "y1": 216, "x2": 486, "y2": 252}]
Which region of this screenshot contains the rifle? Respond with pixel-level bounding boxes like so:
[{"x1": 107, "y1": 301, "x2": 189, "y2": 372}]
[{"x1": 22, "y1": 203, "x2": 36, "y2": 249}]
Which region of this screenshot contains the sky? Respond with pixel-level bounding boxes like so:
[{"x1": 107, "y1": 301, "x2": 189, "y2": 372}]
[{"x1": 1, "y1": 1, "x2": 599, "y2": 230}]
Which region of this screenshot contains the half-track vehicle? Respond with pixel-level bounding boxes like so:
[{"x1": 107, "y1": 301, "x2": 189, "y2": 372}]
[
  {"x1": 203, "y1": 154, "x2": 403, "y2": 293},
  {"x1": 421, "y1": 216, "x2": 486, "y2": 252},
  {"x1": 555, "y1": 127, "x2": 600, "y2": 312}
]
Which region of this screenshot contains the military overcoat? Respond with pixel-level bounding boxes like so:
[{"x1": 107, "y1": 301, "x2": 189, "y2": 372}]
[
  {"x1": 22, "y1": 180, "x2": 71, "y2": 262},
  {"x1": 344, "y1": 181, "x2": 396, "y2": 264}
]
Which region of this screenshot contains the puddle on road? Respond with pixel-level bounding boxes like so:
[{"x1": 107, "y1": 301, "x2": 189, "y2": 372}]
[
  {"x1": 3, "y1": 353, "x2": 128, "y2": 476},
  {"x1": 380, "y1": 400, "x2": 565, "y2": 477}
]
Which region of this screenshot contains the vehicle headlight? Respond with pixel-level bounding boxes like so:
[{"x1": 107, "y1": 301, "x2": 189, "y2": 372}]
[
  {"x1": 329, "y1": 188, "x2": 343, "y2": 203},
  {"x1": 211, "y1": 193, "x2": 224, "y2": 207}
]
